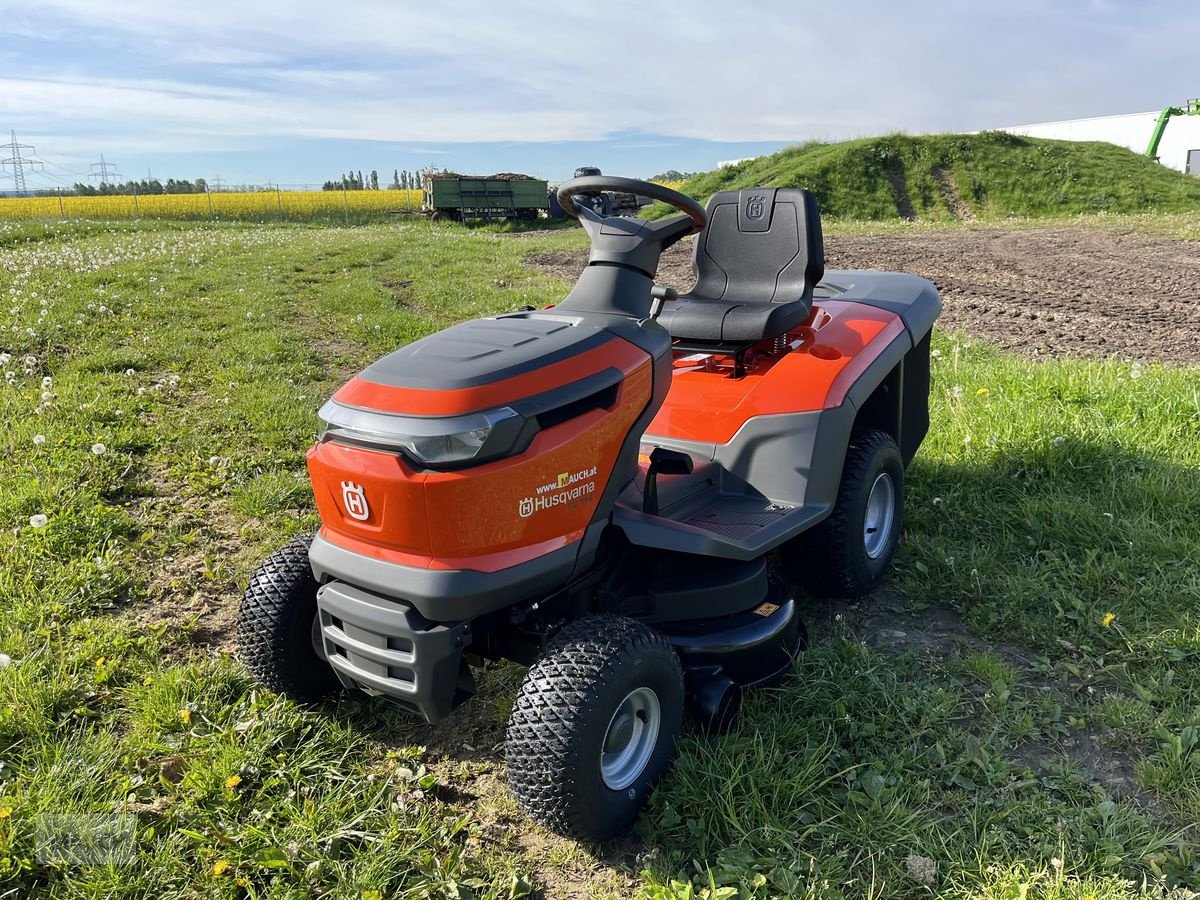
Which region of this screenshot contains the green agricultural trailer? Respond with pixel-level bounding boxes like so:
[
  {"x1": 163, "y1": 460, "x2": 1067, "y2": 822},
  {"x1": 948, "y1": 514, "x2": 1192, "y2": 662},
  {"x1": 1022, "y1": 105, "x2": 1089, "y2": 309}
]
[{"x1": 423, "y1": 174, "x2": 549, "y2": 221}]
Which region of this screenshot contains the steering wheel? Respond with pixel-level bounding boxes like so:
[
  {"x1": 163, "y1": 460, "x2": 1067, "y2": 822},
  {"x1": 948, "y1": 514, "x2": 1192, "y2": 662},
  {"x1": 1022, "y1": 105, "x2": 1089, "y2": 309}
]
[{"x1": 557, "y1": 175, "x2": 707, "y2": 235}]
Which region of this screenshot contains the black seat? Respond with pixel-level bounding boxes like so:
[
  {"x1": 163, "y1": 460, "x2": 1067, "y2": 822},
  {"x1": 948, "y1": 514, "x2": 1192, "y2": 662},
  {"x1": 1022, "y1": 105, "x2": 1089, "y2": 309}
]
[{"x1": 658, "y1": 188, "x2": 824, "y2": 344}]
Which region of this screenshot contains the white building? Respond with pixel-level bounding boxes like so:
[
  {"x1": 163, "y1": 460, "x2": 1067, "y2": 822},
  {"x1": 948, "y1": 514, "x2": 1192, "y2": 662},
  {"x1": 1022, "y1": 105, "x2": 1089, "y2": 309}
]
[{"x1": 1000, "y1": 109, "x2": 1200, "y2": 174}]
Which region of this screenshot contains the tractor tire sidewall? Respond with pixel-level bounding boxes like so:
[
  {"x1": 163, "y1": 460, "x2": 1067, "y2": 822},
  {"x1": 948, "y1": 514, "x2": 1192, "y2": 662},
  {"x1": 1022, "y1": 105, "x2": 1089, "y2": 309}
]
[
  {"x1": 236, "y1": 535, "x2": 339, "y2": 702},
  {"x1": 505, "y1": 616, "x2": 684, "y2": 842},
  {"x1": 785, "y1": 429, "x2": 905, "y2": 599},
  {"x1": 573, "y1": 650, "x2": 682, "y2": 829},
  {"x1": 846, "y1": 439, "x2": 905, "y2": 590}
]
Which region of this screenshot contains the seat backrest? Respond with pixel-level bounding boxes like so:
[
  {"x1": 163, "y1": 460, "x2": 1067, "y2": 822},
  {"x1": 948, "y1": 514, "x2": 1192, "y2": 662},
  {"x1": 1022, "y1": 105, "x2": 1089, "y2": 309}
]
[{"x1": 691, "y1": 188, "x2": 824, "y2": 306}]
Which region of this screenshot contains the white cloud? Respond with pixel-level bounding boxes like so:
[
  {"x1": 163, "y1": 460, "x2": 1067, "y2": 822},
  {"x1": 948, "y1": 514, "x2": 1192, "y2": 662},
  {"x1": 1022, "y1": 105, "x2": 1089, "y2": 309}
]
[{"x1": 3, "y1": 0, "x2": 1197, "y2": 157}]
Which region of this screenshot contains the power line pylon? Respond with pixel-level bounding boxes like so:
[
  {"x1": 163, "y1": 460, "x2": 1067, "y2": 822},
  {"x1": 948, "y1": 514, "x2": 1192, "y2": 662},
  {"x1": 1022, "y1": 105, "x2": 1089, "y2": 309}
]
[
  {"x1": 1, "y1": 131, "x2": 44, "y2": 195},
  {"x1": 89, "y1": 154, "x2": 122, "y2": 186}
]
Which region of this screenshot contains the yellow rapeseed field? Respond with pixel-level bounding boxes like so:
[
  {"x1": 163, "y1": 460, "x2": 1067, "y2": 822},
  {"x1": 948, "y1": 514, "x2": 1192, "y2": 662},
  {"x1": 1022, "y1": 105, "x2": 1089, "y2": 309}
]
[{"x1": 0, "y1": 189, "x2": 425, "y2": 222}]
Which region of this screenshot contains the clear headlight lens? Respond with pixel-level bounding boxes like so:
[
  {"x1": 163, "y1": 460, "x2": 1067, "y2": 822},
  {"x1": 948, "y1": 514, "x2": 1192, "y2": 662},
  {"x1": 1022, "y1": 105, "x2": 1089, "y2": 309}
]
[{"x1": 318, "y1": 400, "x2": 518, "y2": 465}]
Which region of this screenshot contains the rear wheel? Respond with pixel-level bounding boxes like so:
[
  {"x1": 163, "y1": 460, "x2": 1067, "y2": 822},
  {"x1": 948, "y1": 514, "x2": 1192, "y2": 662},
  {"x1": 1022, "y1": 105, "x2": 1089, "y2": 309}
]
[
  {"x1": 783, "y1": 428, "x2": 905, "y2": 599},
  {"x1": 505, "y1": 616, "x2": 684, "y2": 842},
  {"x1": 236, "y1": 534, "x2": 340, "y2": 701}
]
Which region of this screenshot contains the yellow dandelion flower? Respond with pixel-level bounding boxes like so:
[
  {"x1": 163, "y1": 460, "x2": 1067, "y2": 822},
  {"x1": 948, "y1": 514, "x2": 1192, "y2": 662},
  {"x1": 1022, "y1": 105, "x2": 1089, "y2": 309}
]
[
  {"x1": 976, "y1": 387, "x2": 989, "y2": 396},
  {"x1": 224, "y1": 774, "x2": 242, "y2": 791},
  {"x1": 0, "y1": 807, "x2": 13, "y2": 819},
  {"x1": 179, "y1": 709, "x2": 192, "y2": 725},
  {"x1": 1102, "y1": 612, "x2": 1116, "y2": 628},
  {"x1": 212, "y1": 860, "x2": 230, "y2": 877}
]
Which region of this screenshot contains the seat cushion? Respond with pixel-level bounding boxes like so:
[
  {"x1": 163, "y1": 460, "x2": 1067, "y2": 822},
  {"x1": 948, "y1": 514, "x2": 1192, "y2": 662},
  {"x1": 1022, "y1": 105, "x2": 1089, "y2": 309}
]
[
  {"x1": 659, "y1": 187, "x2": 824, "y2": 344},
  {"x1": 658, "y1": 295, "x2": 812, "y2": 343}
]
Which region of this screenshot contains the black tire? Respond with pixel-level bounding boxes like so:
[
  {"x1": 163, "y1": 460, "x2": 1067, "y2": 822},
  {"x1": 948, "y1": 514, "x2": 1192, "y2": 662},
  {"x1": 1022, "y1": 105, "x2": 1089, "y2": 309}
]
[
  {"x1": 236, "y1": 534, "x2": 340, "y2": 701},
  {"x1": 505, "y1": 616, "x2": 684, "y2": 842},
  {"x1": 783, "y1": 428, "x2": 905, "y2": 599}
]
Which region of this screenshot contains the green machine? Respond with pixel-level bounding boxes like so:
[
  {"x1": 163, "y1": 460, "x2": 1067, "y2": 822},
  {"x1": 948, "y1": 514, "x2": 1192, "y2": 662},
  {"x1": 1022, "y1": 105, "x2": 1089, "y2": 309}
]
[
  {"x1": 1146, "y1": 99, "x2": 1200, "y2": 162},
  {"x1": 423, "y1": 174, "x2": 549, "y2": 221}
]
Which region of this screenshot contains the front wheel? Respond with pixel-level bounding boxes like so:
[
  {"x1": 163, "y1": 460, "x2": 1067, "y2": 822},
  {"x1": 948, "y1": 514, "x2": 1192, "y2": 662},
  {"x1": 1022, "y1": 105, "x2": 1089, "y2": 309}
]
[
  {"x1": 783, "y1": 428, "x2": 905, "y2": 599},
  {"x1": 236, "y1": 534, "x2": 340, "y2": 701},
  {"x1": 505, "y1": 616, "x2": 684, "y2": 842}
]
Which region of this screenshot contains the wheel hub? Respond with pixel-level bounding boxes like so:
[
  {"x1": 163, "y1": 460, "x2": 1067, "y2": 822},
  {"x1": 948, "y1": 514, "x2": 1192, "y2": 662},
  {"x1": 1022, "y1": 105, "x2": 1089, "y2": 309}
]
[
  {"x1": 864, "y1": 472, "x2": 896, "y2": 560},
  {"x1": 600, "y1": 687, "x2": 661, "y2": 791}
]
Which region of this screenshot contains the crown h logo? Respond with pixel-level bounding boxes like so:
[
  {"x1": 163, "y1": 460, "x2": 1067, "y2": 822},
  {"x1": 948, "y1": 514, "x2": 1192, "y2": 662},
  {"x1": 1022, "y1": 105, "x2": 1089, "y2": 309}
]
[{"x1": 340, "y1": 481, "x2": 370, "y2": 521}]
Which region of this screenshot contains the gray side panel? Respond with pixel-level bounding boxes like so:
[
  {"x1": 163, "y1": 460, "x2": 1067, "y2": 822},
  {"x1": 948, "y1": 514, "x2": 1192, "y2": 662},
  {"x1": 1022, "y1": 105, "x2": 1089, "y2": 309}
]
[
  {"x1": 623, "y1": 403, "x2": 858, "y2": 558},
  {"x1": 309, "y1": 534, "x2": 576, "y2": 622},
  {"x1": 646, "y1": 404, "x2": 856, "y2": 510}
]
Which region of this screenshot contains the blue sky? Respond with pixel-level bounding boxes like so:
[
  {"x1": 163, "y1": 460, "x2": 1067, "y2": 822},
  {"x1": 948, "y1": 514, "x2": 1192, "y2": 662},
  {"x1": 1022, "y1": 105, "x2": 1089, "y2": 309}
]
[{"x1": 2, "y1": 0, "x2": 1198, "y2": 189}]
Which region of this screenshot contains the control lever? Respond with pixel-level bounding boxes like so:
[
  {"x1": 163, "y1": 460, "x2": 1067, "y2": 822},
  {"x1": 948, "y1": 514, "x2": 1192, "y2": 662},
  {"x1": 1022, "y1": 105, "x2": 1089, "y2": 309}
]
[
  {"x1": 643, "y1": 446, "x2": 694, "y2": 516},
  {"x1": 648, "y1": 285, "x2": 679, "y2": 319}
]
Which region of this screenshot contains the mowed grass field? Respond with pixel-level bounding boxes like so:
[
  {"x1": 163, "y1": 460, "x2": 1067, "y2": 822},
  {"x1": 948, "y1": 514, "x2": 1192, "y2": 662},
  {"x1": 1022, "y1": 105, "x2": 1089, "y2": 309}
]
[{"x1": 0, "y1": 215, "x2": 1198, "y2": 898}]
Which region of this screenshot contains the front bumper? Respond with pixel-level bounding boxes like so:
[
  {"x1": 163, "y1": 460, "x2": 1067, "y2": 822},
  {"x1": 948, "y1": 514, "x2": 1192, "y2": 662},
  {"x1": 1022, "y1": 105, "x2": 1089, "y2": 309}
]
[
  {"x1": 308, "y1": 531, "x2": 577, "y2": 622},
  {"x1": 316, "y1": 581, "x2": 475, "y2": 723}
]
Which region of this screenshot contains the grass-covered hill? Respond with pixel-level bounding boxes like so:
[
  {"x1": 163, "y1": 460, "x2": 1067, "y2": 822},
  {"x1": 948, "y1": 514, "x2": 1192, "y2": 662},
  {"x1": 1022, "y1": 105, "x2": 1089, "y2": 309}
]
[{"x1": 670, "y1": 131, "x2": 1200, "y2": 221}]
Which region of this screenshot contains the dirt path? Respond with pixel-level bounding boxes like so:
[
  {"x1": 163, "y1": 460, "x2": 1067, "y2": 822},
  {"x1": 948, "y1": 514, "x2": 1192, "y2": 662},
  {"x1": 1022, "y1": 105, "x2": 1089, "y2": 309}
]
[{"x1": 526, "y1": 225, "x2": 1200, "y2": 363}]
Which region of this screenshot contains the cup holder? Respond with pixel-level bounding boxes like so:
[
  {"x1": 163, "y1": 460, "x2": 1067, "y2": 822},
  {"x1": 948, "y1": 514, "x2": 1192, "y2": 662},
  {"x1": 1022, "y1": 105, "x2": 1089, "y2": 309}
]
[{"x1": 808, "y1": 344, "x2": 843, "y2": 361}]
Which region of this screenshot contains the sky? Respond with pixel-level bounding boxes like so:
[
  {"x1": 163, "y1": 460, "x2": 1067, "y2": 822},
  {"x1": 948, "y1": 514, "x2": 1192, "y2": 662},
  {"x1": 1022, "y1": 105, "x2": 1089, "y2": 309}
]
[{"x1": 2, "y1": 0, "x2": 1199, "y2": 190}]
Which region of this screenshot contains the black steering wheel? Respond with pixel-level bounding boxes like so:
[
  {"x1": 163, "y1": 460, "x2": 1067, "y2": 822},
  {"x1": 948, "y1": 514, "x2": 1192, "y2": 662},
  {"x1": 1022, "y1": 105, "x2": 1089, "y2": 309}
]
[{"x1": 557, "y1": 175, "x2": 707, "y2": 235}]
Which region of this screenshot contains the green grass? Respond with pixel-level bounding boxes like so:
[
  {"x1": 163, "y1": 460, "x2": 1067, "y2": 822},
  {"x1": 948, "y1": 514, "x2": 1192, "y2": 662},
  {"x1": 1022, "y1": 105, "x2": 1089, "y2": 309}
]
[
  {"x1": 0, "y1": 217, "x2": 1198, "y2": 898},
  {"x1": 657, "y1": 132, "x2": 1200, "y2": 221}
]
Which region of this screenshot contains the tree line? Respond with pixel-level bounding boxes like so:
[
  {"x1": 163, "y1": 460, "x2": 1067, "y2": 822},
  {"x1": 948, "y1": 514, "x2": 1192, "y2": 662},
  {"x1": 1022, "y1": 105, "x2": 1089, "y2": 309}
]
[
  {"x1": 31, "y1": 178, "x2": 215, "y2": 197},
  {"x1": 321, "y1": 169, "x2": 424, "y2": 192}
]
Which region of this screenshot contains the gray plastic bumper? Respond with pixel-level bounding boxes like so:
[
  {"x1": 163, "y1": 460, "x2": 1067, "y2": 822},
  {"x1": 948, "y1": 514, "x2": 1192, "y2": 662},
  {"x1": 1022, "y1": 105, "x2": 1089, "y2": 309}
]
[
  {"x1": 308, "y1": 533, "x2": 576, "y2": 622},
  {"x1": 316, "y1": 581, "x2": 474, "y2": 723}
]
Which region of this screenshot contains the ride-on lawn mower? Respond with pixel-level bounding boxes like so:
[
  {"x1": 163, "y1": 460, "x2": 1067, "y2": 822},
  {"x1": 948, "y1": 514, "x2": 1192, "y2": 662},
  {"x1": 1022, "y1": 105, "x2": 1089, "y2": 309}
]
[{"x1": 238, "y1": 176, "x2": 941, "y2": 841}]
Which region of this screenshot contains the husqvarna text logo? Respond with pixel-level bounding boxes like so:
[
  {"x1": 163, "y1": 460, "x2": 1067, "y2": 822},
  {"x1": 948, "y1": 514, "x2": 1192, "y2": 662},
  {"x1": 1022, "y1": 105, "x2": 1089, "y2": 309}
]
[
  {"x1": 518, "y1": 467, "x2": 598, "y2": 518},
  {"x1": 341, "y1": 481, "x2": 370, "y2": 521}
]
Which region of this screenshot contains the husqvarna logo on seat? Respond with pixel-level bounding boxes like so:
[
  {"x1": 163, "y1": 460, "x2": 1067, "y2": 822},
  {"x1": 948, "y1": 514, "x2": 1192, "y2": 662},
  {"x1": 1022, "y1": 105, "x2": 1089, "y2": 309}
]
[
  {"x1": 746, "y1": 194, "x2": 766, "y2": 220},
  {"x1": 340, "y1": 481, "x2": 370, "y2": 521}
]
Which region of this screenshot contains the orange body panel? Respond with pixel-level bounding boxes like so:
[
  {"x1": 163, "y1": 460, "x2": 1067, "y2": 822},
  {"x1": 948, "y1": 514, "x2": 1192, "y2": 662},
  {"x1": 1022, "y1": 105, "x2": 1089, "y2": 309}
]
[
  {"x1": 309, "y1": 351, "x2": 653, "y2": 574},
  {"x1": 334, "y1": 339, "x2": 649, "y2": 416},
  {"x1": 648, "y1": 301, "x2": 906, "y2": 444}
]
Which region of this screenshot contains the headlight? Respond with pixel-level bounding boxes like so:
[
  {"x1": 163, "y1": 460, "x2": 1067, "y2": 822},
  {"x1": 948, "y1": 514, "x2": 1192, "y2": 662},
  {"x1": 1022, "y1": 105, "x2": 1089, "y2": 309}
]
[{"x1": 318, "y1": 400, "x2": 520, "y2": 466}]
